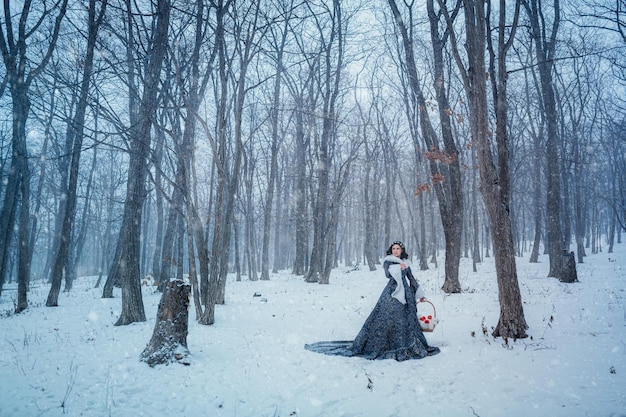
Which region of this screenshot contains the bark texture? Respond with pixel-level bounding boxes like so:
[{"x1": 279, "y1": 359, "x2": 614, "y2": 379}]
[
  {"x1": 560, "y1": 251, "x2": 579, "y2": 283},
  {"x1": 140, "y1": 279, "x2": 191, "y2": 367}
]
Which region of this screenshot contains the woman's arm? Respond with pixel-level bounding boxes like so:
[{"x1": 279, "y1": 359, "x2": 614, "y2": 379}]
[
  {"x1": 406, "y1": 268, "x2": 426, "y2": 301},
  {"x1": 383, "y1": 261, "x2": 392, "y2": 279}
]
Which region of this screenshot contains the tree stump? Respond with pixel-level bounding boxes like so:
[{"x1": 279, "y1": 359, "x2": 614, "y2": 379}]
[
  {"x1": 560, "y1": 250, "x2": 579, "y2": 283},
  {"x1": 140, "y1": 279, "x2": 191, "y2": 367}
]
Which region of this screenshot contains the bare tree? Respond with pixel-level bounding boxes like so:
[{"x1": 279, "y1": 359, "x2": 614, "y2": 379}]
[
  {"x1": 513, "y1": 41, "x2": 546, "y2": 264},
  {"x1": 554, "y1": 38, "x2": 603, "y2": 261},
  {"x1": 441, "y1": 0, "x2": 528, "y2": 338},
  {"x1": 241, "y1": 145, "x2": 259, "y2": 281},
  {"x1": 0, "y1": 0, "x2": 69, "y2": 311},
  {"x1": 260, "y1": 1, "x2": 294, "y2": 281},
  {"x1": 425, "y1": 0, "x2": 465, "y2": 292},
  {"x1": 199, "y1": 0, "x2": 265, "y2": 324},
  {"x1": 271, "y1": 152, "x2": 289, "y2": 272},
  {"x1": 305, "y1": 0, "x2": 345, "y2": 284},
  {"x1": 387, "y1": 0, "x2": 464, "y2": 293},
  {"x1": 610, "y1": 118, "x2": 626, "y2": 231},
  {"x1": 284, "y1": 42, "x2": 316, "y2": 277},
  {"x1": 168, "y1": 0, "x2": 217, "y2": 319},
  {"x1": 321, "y1": 138, "x2": 361, "y2": 284},
  {"x1": 184, "y1": 0, "x2": 216, "y2": 320},
  {"x1": 47, "y1": 0, "x2": 108, "y2": 306},
  {"x1": 521, "y1": 0, "x2": 566, "y2": 278},
  {"x1": 357, "y1": 93, "x2": 381, "y2": 271},
  {"x1": 485, "y1": 0, "x2": 528, "y2": 337},
  {"x1": 107, "y1": 0, "x2": 171, "y2": 326},
  {"x1": 95, "y1": 147, "x2": 126, "y2": 290}
]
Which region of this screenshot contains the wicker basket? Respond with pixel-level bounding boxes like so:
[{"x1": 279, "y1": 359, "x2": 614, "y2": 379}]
[{"x1": 417, "y1": 300, "x2": 439, "y2": 332}]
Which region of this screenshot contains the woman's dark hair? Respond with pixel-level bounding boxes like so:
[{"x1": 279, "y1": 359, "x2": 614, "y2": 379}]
[{"x1": 386, "y1": 241, "x2": 408, "y2": 259}]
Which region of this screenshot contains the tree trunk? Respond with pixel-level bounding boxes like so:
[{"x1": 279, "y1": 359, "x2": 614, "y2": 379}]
[
  {"x1": 292, "y1": 95, "x2": 309, "y2": 276},
  {"x1": 559, "y1": 251, "x2": 578, "y2": 283},
  {"x1": 573, "y1": 132, "x2": 587, "y2": 262},
  {"x1": 158, "y1": 175, "x2": 184, "y2": 290},
  {"x1": 272, "y1": 160, "x2": 286, "y2": 273},
  {"x1": 68, "y1": 151, "x2": 94, "y2": 287},
  {"x1": 305, "y1": 0, "x2": 344, "y2": 284},
  {"x1": 458, "y1": 0, "x2": 527, "y2": 338},
  {"x1": 363, "y1": 143, "x2": 378, "y2": 272},
  {"x1": 388, "y1": 0, "x2": 463, "y2": 293},
  {"x1": 47, "y1": 0, "x2": 107, "y2": 306},
  {"x1": 98, "y1": 175, "x2": 117, "y2": 292},
  {"x1": 151, "y1": 124, "x2": 166, "y2": 281},
  {"x1": 261, "y1": 15, "x2": 289, "y2": 281},
  {"x1": 0, "y1": 85, "x2": 29, "y2": 311},
  {"x1": 306, "y1": 134, "x2": 330, "y2": 284},
  {"x1": 140, "y1": 279, "x2": 191, "y2": 367},
  {"x1": 244, "y1": 155, "x2": 259, "y2": 281},
  {"x1": 529, "y1": 124, "x2": 543, "y2": 263},
  {"x1": 0, "y1": 0, "x2": 68, "y2": 307},
  {"x1": 417, "y1": 192, "x2": 429, "y2": 271},
  {"x1": 604, "y1": 162, "x2": 619, "y2": 254},
  {"x1": 320, "y1": 158, "x2": 354, "y2": 284},
  {"x1": 426, "y1": 0, "x2": 464, "y2": 293},
  {"x1": 200, "y1": 0, "x2": 246, "y2": 324},
  {"x1": 27, "y1": 103, "x2": 53, "y2": 295},
  {"x1": 16, "y1": 165, "x2": 31, "y2": 314},
  {"x1": 481, "y1": 2, "x2": 521, "y2": 334},
  {"x1": 471, "y1": 153, "x2": 481, "y2": 273},
  {"x1": 111, "y1": 0, "x2": 170, "y2": 326},
  {"x1": 523, "y1": 0, "x2": 564, "y2": 279}
]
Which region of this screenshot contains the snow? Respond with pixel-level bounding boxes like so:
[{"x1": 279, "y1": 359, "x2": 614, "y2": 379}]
[{"x1": 1, "y1": 245, "x2": 625, "y2": 417}]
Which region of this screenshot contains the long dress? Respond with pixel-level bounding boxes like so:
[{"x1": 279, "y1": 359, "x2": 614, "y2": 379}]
[{"x1": 304, "y1": 256, "x2": 440, "y2": 361}]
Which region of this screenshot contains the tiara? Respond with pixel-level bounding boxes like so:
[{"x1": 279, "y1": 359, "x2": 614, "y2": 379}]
[{"x1": 392, "y1": 241, "x2": 405, "y2": 249}]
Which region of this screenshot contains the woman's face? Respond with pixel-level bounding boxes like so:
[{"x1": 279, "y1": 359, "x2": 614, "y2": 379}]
[{"x1": 391, "y1": 244, "x2": 403, "y2": 257}]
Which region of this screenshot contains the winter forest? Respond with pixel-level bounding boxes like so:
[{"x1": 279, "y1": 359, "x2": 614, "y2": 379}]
[{"x1": 1, "y1": 0, "x2": 625, "y2": 342}]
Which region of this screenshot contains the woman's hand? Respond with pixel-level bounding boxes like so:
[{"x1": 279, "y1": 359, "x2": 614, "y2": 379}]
[
  {"x1": 400, "y1": 262, "x2": 407, "y2": 270},
  {"x1": 418, "y1": 297, "x2": 427, "y2": 303}
]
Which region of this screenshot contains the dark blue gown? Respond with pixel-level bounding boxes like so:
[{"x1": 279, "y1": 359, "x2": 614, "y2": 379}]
[{"x1": 305, "y1": 258, "x2": 440, "y2": 361}]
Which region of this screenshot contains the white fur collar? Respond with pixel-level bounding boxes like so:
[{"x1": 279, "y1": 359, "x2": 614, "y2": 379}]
[{"x1": 384, "y1": 255, "x2": 411, "y2": 266}]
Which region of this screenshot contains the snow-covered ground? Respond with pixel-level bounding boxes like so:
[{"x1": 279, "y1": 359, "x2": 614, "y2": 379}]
[{"x1": 1, "y1": 244, "x2": 625, "y2": 417}]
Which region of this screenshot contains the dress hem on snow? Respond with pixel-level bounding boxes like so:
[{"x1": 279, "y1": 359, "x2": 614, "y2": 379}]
[{"x1": 304, "y1": 257, "x2": 440, "y2": 361}]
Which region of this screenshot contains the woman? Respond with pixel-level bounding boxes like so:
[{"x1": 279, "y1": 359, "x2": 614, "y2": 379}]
[{"x1": 305, "y1": 241, "x2": 440, "y2": 360}]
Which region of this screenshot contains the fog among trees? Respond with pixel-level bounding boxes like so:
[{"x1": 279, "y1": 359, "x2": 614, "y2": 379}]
[{"x1": 1, "y1": 0, "x2": 624, "y2": 339}]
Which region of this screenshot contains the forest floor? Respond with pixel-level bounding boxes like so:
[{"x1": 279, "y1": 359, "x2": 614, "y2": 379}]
[{"x1": 1, "y1": 244, "x2": 625, "y2": 417}]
